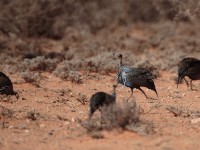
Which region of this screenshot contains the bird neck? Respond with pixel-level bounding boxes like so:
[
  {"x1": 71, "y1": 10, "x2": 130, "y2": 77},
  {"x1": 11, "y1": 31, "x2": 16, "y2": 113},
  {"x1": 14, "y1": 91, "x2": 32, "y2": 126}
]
[
  {"x1": 112, "y1": 89, "x2": 116, "y2": 99},
  {"x1": 119, "y1": 57, "x2": 123, "y2": 67}
]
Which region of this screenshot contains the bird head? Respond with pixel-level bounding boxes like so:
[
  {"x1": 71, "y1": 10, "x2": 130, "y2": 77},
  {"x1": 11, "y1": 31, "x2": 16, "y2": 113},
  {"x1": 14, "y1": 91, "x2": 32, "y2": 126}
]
[
  {"x1": 177, "y1": 65, "x2": 186, "y2": 88},
  {"x1": 177, "y1": 75, "x2": 183, "y2": 88},
  {"x1": 113, "y1": 84, "x2": 118, "y2": 89},
  {"x1": 115, "y1": 53, "x2": 123, "y2": 59}
]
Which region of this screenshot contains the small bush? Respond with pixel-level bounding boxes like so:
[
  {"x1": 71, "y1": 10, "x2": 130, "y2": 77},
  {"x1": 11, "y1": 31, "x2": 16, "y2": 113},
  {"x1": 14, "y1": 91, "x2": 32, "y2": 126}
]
[
  {"x1": 166, "y1": 105, "x2": 200, "y2": 118},
  {"x1": 21, "y1": 56, "x2": 57, "y2": 72},
  {"x1": 20, "y1": 71, "x2": 40, "y2": 83},
  {"x1": 0, "y1": 105, "x2": 14, "y2": 118},
  {"x1": 82, "y1": 102, "x2": 154, "y2": 135},
  {"x1": 26, "y1": 110, "x2": 40, "y2": 121},
  {"x1": 53, "y1": 60, "x2": 83, "y2": 83},
  {"x1": 100, "y1": 102, "x2": 139, "y2": 129}
]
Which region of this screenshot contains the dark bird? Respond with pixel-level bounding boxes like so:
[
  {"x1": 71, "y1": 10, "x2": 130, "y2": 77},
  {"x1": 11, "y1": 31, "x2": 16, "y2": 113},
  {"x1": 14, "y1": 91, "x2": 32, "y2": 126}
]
[
  {"x1": 88, "y1": 84, "x2": 117, "y2": 119},
  {"x1": 116, "y1": 53, "x2": 158, "y2": 101},
  {"x1": 177, "y1": 57, "x2": 200, "y2": 90},
  {"x1": 0, "y1": 72, "x2": 18, "y2": 97}
]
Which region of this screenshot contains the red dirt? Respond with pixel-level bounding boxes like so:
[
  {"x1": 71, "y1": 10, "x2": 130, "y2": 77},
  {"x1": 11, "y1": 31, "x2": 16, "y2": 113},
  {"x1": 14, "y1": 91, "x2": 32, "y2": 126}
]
[
  {"x1": 1, "y1": 1, "x2": 200, "y2": 149},
  {"x1": 1, "y1": 71, "x2": 200, "y2": 150}
]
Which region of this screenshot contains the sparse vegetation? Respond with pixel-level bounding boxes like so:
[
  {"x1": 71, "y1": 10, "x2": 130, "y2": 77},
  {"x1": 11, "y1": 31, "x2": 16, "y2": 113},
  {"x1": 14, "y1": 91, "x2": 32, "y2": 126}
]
[
  {"x1": 20, "y1": 71, "x2": 40, "y2": 83},
  {"x1": 166, "y1": 105, "x2": 200, "y2": 118},
  {"x1": 82, "y1": 102, "x2": 154, "y2": 135},
  {"x1": 0, "y1": 105, "x2": 14, "y2": 118},
  {"x1": 21, "y1": 56, "x2": 57, "y2": 72},
  {"x1": 1, "y1": 0, "x2": 200, "y2": 149}
]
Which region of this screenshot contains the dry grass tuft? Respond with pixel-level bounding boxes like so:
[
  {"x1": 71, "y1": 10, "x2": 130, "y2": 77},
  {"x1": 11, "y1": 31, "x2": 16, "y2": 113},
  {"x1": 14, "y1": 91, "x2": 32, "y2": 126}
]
[
  {"x1": 76, "y1": 93, "x2": 88, "y2": 105},
  {"x1": 26, "y1": 110, "x2": 40, "y2": 121},
  {"x1": 166, "y1": 105, "x2": 200, "y2": 118},
  {"x1": 21, "y1": 56, "x2": 57, "y2": 72},
  {"x1": 20, "y1": 71, "x2": 40, "y2": 83},
  {"x1": 0, "y1": 105, "x2": 14, "y2": 118},
  {"x1": 81, "y1": 102, "x2": 154, "y2": 135}
]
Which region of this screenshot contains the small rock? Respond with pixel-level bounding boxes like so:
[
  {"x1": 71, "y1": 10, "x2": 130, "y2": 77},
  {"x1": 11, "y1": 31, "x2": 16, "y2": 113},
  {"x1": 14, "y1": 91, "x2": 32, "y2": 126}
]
[
  {"x1": 64, "y1": 121, "x2": 70, "y2": 125},
  {"x1": 78, "y1": 111, "x2": 84, "y2": 114},
  {"x1": 182, "y1": 93, "x2": 186, "y2": 96},
  {"x1": 71, "y1": 118, "x2": 75, "y2": 122},
  {"x1": 48, "y1": 130, "x2": 54, "y2": 136},
  {"x1": 8, "y1": 126, "x2": 14, "y2": 129},
  {"x1": 24, "y1": 130, "x2": 30, "y2": 134},
  {"x1": 191, "y1": 118, "x2": 200, "y2": 124},
  {"x1": 16, "y1": 124, "x2": 27, "y2": 129},
  {"x1": 71, "y1": 109, "x2": 76, "y2": 112},
  {"x1": 39, "y1": 124, "x2": 45, "y2": 128}
]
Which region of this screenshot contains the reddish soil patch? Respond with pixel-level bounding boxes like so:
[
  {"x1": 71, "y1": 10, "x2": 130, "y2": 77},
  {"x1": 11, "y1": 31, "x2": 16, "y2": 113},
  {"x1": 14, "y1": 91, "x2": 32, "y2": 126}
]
[
  {"x1": 1, "y1": 1, "x2": 200, "y2": 149},
  {"x1": 1, "y1": 71, "x2": 200, "y2": 150}
]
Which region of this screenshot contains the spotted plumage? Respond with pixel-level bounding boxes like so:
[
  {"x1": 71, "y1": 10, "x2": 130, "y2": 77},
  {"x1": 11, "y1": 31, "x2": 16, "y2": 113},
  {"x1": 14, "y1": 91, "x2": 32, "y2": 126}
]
[
  {"x1": 0, "y1": 72, "x2": 17, "y2": 96},
  {"x1": 116, "y1": 54, "x2": 158, "y2": 101}
]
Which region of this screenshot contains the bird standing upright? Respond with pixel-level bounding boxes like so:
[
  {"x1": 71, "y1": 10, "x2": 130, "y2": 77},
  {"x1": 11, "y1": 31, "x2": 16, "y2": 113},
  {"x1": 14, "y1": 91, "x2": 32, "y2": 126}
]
[
  {"x1": 116, "y1": 53, "x2": 158, "y2": 101},
  {"x1": 177, "y1": 57, "x2": 200, "y2": 90}
]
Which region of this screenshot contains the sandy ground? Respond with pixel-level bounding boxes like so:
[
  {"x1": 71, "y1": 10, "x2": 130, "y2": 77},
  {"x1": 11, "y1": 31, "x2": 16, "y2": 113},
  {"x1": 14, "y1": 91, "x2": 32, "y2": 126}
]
[
  {"x1": 1, "y1": 1, "x2": 200, "y2": 150},
  {"x1": 1, "y1": 71, "x2": 200, "y2": 150}
]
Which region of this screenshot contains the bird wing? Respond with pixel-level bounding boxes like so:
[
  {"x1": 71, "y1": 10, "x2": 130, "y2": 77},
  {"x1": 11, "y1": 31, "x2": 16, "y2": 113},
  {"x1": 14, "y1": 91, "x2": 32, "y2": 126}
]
[
  {"x1": 118, "y1": 67, "x2": 155, "y2": 88},
  {"x1": 124, "y1": 68, "x2": 155, "y2": 79},
  {"x1": 178, "y1": 58, "x2": 200, "y2": 79}
]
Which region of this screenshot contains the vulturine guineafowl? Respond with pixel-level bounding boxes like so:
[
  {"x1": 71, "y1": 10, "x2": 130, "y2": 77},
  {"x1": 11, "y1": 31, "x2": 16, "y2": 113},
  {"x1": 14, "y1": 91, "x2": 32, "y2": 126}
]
[
  {"x1": 177, "y1": 57, "x2": 200, "y2": 90},
  {"x1": 0, "y1": 72, "x2": 18, "y2": 98},
  {"x1": 116, "y1": 53, "x2": 158, "y2": 101},
  {"x1": 88, "y1": 84, "x2": 117, "y2": 119}
]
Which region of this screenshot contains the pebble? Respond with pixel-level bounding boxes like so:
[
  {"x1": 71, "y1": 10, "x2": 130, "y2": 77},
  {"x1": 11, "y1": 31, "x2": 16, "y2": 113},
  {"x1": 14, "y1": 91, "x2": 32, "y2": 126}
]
[
  {"x1": 71, "y1": 118, "x2": 75, "y2": 122},
  {"x1": 8, "y1": 126, "x2": 14, "y2": 129},
  {"x1": 182, "y1": 93, "x2": 186, "y2": 96},
  {"x1": 191, "y1": 118, "x2": 200, "y2": 124},
  {"x1": 64, "y1": 121, "x2": 70, "y2": 125},
  {"x1": 78, "y1": 111, "x2": 84, "y2": 114},
  {"x1": 24, "y1": 130, "x2": 30, "y2": 134},
  {"x1": 39, "y1": 124, "x2": 45, "y2": 128}
]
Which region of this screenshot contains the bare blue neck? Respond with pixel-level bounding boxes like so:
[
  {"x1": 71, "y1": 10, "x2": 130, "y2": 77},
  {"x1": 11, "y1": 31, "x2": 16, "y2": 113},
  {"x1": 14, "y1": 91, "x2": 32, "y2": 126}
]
[{"x1": 119, "y1": 57, "x2": 123, "y2": 67}]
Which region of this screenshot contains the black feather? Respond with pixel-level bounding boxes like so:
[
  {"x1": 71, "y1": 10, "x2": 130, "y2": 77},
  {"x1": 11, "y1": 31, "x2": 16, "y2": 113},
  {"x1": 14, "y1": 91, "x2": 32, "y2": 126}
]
[
  {"x1": 0, "y1": 72, "x2": 17, "y2": 95},
  {"x1": 89, "y1": 85, "x2": 117, "y2": 119},
  {"x1": 116, "y1": 54, "x2": 158, "y2": 101},
  {"x1": 177, "y1": 57, "x2": 200, "y2": 89}
]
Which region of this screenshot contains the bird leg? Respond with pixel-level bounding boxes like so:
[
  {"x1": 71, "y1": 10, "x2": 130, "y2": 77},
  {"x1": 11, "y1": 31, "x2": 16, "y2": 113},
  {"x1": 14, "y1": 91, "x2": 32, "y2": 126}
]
[
  {"x1": 190, "y1": 79, "x2": 193, "y2": 90},
  {"x1": 126, "y1": 88, "x2": 133, "y2": 102},
  {"x1": 177, "y1": 77, "x2": 181, "y2": 88},
  {"x1": 88, "y1": 112, "x2": 93, "y2": 120},
  {"x1": 138, "y1": 87, "x2": 148, "y2": 99},
  {"x1": 183, "y1": 78, "x2": 189, "y2": 88}
]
